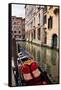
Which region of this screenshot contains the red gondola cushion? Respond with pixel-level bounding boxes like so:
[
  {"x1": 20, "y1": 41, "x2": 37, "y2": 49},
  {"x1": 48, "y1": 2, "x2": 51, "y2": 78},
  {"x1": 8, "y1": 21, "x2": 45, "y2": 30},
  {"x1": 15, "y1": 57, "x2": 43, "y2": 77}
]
[
  {"x1": 21, "y1": 64, "x2": 30, "y2": 74},
  {"x1": 31, "y1": 62, "x2": 38, "y2": 71}
]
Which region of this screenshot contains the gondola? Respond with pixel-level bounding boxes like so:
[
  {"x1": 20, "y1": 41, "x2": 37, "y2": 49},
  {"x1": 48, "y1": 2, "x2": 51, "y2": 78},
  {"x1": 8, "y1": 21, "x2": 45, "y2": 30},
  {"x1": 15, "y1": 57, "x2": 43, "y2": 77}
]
[{"x1": 14, "y1": 48, "x2": 52, "y2": 86}]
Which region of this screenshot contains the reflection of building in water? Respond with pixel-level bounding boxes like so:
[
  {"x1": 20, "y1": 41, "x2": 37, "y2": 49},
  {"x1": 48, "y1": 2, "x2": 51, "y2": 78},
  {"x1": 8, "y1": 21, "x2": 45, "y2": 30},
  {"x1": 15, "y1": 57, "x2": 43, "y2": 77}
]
[
  {"x1": 12, "y1": 16, "x2": 25, "y2": 40},
  {"x1": 16, "y1": 41, "x2": 59, "y2": 83},
  {"x1": 25, "y1": 5, "x2": 59, "y2": 49},
  {"x1": 45, "y1": 49, "x2": 59, "y2": 83}
]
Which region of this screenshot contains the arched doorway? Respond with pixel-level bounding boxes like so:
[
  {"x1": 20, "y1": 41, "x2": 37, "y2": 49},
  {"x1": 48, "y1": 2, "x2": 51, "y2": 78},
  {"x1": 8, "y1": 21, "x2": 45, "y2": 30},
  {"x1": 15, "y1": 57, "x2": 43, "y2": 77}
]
[{"x1": 52, "y1": 34, "x2": 57, "y2": 48}]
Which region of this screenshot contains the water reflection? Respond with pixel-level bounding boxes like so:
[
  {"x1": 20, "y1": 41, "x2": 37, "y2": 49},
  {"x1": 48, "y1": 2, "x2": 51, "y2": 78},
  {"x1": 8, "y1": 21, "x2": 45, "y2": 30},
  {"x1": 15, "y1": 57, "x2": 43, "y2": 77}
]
[{"x1": 16, "y1": 41, "x2": 59, "y2": 84}]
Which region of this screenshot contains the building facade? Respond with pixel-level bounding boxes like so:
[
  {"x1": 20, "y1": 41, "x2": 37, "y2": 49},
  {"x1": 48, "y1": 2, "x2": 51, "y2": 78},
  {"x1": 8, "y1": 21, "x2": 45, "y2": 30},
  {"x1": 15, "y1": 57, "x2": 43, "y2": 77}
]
[
  {"x1": 12, "y1": 16, "x2": 25, "y2": 40},
  {"x1": 25, "y1": 5, "x2": 59, "y2": 49},
  {"x1": 43, "y1": 6, "x2": 59, "y2": 49},
  {"x1": 25, "y1": 5, "x2": 44, "y2": 45}
]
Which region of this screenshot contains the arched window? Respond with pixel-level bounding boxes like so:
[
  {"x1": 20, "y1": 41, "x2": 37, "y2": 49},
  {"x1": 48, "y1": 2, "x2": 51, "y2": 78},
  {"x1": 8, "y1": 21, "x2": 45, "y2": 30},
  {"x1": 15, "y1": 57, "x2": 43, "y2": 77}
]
[
  {"x1": 37, "y1": 28, "x2": 40, "y2": 40},
  {"x1": 14, "y1": 31, "x2": 16, "y2": 33},
  {"x1": 48, "y1": 16, "x2": 53, "y2": 29},
  {"x1": 39, "y1": 13, "x2": 40, "y2": 24},
  {"x1": 44, "y1": 31, "x2": 47, "y2": 44},
  {"x1": 43, "y1": 15, "x2": 47, "y2": 25},
  {"x1": 52, "y1": 34, "x2": 57, "y2": 48},
  {"x1": 34, "y1": 29, "x2": 35, "y2": 39}
]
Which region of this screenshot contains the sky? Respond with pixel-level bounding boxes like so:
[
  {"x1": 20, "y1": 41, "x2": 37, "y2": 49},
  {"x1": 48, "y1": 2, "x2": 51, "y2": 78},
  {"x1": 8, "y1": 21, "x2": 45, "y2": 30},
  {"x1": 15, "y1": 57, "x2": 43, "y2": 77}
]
[{"x1": 12, "y1": 4, "x2": 25, "y2": 18}]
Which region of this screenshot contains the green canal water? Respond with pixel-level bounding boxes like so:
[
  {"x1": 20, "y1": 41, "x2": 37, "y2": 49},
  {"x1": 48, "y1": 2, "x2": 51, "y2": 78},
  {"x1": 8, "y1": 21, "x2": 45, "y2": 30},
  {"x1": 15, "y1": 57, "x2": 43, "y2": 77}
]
[{"x1": 16, "y1": 41, "x2": 59, "y2": 84}]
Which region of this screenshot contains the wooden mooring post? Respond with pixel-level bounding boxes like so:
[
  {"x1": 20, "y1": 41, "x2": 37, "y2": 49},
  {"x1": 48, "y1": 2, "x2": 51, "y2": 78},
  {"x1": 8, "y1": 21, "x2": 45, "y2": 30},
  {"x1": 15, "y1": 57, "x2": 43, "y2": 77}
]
[{"x1": 12, "y1": 38, "x2": 19, "y2": 86}]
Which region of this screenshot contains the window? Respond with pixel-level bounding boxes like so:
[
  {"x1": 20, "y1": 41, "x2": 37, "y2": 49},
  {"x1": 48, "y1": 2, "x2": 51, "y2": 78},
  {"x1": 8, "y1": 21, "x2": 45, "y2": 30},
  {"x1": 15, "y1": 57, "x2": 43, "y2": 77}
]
[
  {"x1": 14, "y1": 31, "x2": 16, "y2": 33},
  {"x1": 34, "y1": 30, "x2": 35, "y2": 39},
  {"x1": 23, "y1": 35, "x2": 25, "y2": 39},
  {"x1": 19, "y1": 35, "x2": 21, "y2": 38},
  {"x1": 37, "y1": 28, "x2": 40, "y2": 40},
  {"x1": 54, "y1": 8, "x2": 59, "y2": 15},
  {"x1": 52, "y1": 34, "x2": 57, "y2": 48},
  {"x1": 48, "y1": 16, "x2": 53, "y2": 29},
  {"x1": 30, "y1": 21, "x2": 33, "y2": 28},
  {"x1": 14, "y1": 22, "x2": 16, "y2": 24},
  {"x1": 43, "y1": 15, "x2": 47, "y2": 24},
  {"x1": 34, "y1": 17, "x2": 35, "y2": 25},
  {"x1": 19, "y1": 31, "x2": 21, "y2": 33},
  {"x1": 39, "y1": 13, "x2": 40, "y2": 24},
  {"x1": 15, "y1": 35, "x2": 16, "y2": 38},
  {"x1": 38, "y1": 6, "x2": 40, "y2": 10},
  {"x1": 44, "y1": 6, "x2": 47, "y2": 13},
  {"x1": 44, "y1": 31, "x2": 47, "y2": 44},
  {"x1": 11, "y1": 30, "x2": 13, "y2": 33},
  {"x1": 31, "y1": 32, "x2": 33, "y2": 40}
]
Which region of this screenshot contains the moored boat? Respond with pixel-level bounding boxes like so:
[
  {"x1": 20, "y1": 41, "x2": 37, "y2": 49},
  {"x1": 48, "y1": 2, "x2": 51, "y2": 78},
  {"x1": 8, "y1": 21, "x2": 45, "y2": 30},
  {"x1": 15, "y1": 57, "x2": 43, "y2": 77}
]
[{"x1": 16, "y1": 49, "x2": 52, "y2": 86}]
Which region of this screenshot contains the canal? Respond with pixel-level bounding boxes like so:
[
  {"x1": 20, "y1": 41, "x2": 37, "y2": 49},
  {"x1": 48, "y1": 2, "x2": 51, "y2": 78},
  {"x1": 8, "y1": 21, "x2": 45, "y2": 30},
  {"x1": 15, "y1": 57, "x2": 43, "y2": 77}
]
[{"x1": 16, "y1": 41, "x2": 59, "y2": 84}]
